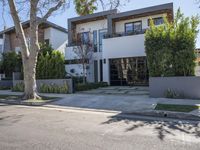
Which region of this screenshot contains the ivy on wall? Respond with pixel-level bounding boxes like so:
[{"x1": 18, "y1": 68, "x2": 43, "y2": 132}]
[{"x1": 145, "y1": 9, "x2": 199, "y2": 77}]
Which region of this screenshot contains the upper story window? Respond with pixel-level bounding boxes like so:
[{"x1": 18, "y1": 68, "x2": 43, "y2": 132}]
[
  {"x1": 93, "y1": 30, "x2": 97, "y2": 52},
  {"x1": 99, "y1": 29, "x2": 107, "y2": 52},
  {"x1": 125, "y1": 21, "x2": 142, "y2": 34},
  {"x1": 77, "y1": 32, "x2": 90, "y2": 44},
  {"x1": 45, "y1": 39, "x2": 50, "y2": 45},
  {"x1": 148, "y1": 17, "x2": 164, "y2": 26}
]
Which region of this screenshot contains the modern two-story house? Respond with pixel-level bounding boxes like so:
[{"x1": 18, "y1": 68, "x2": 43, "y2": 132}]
[
  {"x1": 66, "y1": 3, "x2": 174, "y2": 86},
  {"x1": 0, "y1": 20, "x2": 68, "y2": 55}
]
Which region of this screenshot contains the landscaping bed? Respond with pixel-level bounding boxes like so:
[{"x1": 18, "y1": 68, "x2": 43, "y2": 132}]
[
  {"x1": 155, "y1": 103, "x2": 200, "y2": 112},
  {"x1": 0, "y1": 95, "x2": 59, "y2": 106},
  {"x1": 75, "y1": 82, "x2": 108, "y2": 91}
]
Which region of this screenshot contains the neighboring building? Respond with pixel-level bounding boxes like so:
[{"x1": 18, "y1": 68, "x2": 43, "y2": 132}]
[
  {"x1": 0, "y1": 20, "x2": 68, "y2": 55},
  {"x1": 66, "y1": 3, "x2": 174, "y2": 85}
]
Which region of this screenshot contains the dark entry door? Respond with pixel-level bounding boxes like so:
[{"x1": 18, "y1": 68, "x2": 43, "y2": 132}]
[{"x1": 109, "y1": 57, "x2": 148, "y2": 86}]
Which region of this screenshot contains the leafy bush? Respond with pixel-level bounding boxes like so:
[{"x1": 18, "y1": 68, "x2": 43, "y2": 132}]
[
  {"x1": 36, "y1": 45, "x2": 66, "y2": 79},
  {"x1": 165, "y1": 88, "x2": 184, "y2": 99},
  {"x1": 39, "y1": 82, "x2": 69, "y2": 94},
  {"x1": 12, "y1": 82, "x2": 24, "y2": 92},
  {"x1": 145, "y1": 9, "x2": 199, "y2": 77},
  {"x1": 75, "y1": 82, "x2": 108, "y2": 91},
  {"x1": 0, "y1": 52, "x2": 22, "y2": 77},
  {"x1": 12, "y1": 82, "x2": 69, "y2": 94}
]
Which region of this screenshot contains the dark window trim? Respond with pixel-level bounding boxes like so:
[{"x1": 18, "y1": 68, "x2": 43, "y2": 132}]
[
  {"x1": 93, "y1": 30, "x2": 98, "y2": 52},
  {"x1": 148, "y1": 17, "x2": 164, "y2": 26},
  {"x1": 98, "y1": 28, "x2": 107, "y2": 52},
  {"x1": 124, "y1": 21, "x2": 142, "y2": 33},
  {"x1": 65, "y1": 59, "x2": 89, "y2": 65}
]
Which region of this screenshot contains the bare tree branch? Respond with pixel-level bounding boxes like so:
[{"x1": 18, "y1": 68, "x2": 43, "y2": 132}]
[
  {"x1": 39, "y1": 0, "x2": 65, "y2": 23},
  {"x1": 8, "y1": 0, "x2": 30, "y2": 58}
]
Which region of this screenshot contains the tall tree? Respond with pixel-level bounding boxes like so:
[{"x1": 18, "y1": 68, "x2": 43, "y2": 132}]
[
  {"x1": 3, "y1": 0, "x2": 68, "y2": 100},
  {"x1": 1, "y1": 0, "x2": 124, "y2": 100},
  {"x1": 74, "y1": 0, "x2": 97, "y2": 16}
]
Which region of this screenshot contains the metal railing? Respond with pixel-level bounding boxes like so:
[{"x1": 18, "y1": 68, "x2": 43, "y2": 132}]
[{"x1": 104, "y1": 29, "x2": 146, "y2": 39}]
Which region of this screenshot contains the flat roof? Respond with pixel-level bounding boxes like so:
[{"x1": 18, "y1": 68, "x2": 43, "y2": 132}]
[
  {"x1": 111, "y1": 3, "x2": 173, "y2": 20},
  {"x1": 68, "y1": 9, "x2": 118, "y2": 24},
  {"x1": 69, "y1": 3, "x2": 173, "y2": 24}
]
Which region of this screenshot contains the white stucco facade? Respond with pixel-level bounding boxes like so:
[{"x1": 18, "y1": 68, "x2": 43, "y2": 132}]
[
  {"x1": 66, "y1": 3, "x2": 173, "y2": 85},
  {"x1": 115, "y1": 13, "x2": 167, "y2": 33},
  {"x1": 44, "y1": 27, "x2": 68, "y2": 54}
]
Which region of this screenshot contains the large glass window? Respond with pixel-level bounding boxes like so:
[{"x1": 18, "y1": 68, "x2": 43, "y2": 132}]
[
  {"x1": 93, "y1": 30, "x2": 97, "y2": 52},
  {"x1": 99, "y1": 29, "x2": 107, "y2": 52},
  {"x1": 125, "y1": 21, "x2": 142, "y2": 34},
  {"x1": 109, "y1": 57, "x2": 148, "y2": 86},
  {"x1": 77, "y1": 32, "x2": 90, "y2": 44}
]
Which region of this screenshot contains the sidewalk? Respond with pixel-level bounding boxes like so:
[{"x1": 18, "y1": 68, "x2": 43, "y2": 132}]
[{"x1": 0, "y1": 90, "x2": 200, "y2": 120}]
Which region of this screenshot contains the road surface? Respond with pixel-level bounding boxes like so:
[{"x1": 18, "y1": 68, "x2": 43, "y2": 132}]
[{"x1": 0, "y1": 104, "x2": 200, "y2": 150}]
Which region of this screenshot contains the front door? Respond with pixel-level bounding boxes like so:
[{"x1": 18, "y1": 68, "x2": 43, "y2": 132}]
[{"x1": 109, "y1": 57, "x2": 148, "y2": 86}]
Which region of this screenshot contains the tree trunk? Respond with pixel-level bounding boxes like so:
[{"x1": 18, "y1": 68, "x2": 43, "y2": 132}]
[
  {"x1": 82, "y1": 63, "x2": 86, "y2": 84},
  {"x1": 22, "y1": 55, "x2": 40, "y2": 100}
]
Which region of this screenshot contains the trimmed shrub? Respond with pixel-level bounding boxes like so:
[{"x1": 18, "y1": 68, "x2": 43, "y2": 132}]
[
  {"x1": 12, "y1": 82, "x2": 24, "y2": 92},
  {"x1": 36, "y1": 44, "x2": 66, "y2": 79},
  {"x1": 39, "y1": 82, "x2": 69, "y2": 94},
  {"x1": 145, "y1": 9, "x2": 199, "y2": 77},
  {"x1": 12, "y1": 82, "x2": 69, "y2": 94},
  {"x1": 75, "y1": 82, "x2": 108, "y2": 91}
]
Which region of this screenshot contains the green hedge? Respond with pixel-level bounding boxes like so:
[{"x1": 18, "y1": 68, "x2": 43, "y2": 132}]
[
  {"x1": 36, "y1": 44, "x2": 66, "y2": 79},
  {"x1": 75, "y1": 82, "x2": 108, "y2": 91},
  {"x1": 145, "y1": 9, "x2": 199, "y2": 77}
]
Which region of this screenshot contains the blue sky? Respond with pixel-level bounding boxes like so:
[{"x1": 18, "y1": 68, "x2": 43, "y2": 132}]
[{"x1": 0, "y1": 0, "x2": 200, "y2": 46}]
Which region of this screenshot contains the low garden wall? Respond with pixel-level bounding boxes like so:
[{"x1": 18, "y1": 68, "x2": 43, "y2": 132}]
[
  {"x1": 149, "y1": 77, "x2": 200, "y2": 99},
  {"x1": 13, "y1": 79, "x2": 73, "y2": 94},
  {"x1": 0, "y1": 80, "x2": 13, "y2": 89}
]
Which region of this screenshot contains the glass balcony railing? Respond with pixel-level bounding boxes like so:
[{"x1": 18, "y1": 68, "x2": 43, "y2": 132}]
[{"x1": 104, "y1": 29, "x2": 146, "y2": 39}]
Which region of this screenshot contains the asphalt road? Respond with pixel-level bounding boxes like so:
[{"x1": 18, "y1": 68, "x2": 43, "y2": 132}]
[{"x1": 0, "y1": 104, "x2": 200, "y2": 150}]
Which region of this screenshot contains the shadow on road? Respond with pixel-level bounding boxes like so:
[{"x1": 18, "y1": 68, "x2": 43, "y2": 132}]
[
  {"x1": 102, "y1": 113, "x2": 200, "y2": 141},
  {"x1": 0, "y1": 110, "x2": 23, "y2": 126}
]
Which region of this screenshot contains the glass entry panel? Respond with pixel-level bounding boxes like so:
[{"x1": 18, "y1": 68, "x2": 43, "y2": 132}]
[{"x1": 109, "y1": 57, "x2": 148, "y2": 86}]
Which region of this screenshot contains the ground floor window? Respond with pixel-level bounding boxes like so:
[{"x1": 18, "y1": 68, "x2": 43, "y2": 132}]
[{"x1": 109, "y1": 56, "x2": 148, "y2": 86}]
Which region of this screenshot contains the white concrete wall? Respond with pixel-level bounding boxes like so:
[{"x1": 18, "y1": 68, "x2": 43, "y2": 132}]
[
  {"x1": 44, "y1": 27, "x2": 68, "y2": 54},
  {"x1": 115, "y1": 13, "x2": 167, "y2": 33},
  {"x1": 65, "y1": 64, "x2": 83, "y2": 76},
  {"x1": 102, "y1": 34, "x2": 145, "y2": 84},
  {"x1": 76, "y1": 19, "x2": 107, "y2": 33},
  {"x1": 102, "y1": 34, "x2": 145, "y2": 59}
]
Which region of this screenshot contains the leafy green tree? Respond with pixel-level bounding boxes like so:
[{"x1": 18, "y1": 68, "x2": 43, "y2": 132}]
[
  {"x1": 1, "y1": 52, "x2": 22, "y2": 78},
  {"x1": 74, "y1": 0, "x2": 97, "y2": 16},
  {"x1": 145, "y1": 9, "x2": 199, "y2": 77}
]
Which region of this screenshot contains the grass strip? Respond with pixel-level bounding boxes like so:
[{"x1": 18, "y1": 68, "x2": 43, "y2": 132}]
[{"x1": 155, "y1": 103, "x2": 200, "y2": 112}]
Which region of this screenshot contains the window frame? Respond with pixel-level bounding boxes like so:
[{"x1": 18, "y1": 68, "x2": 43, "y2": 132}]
[
  {"x1": 98, "y1": 29, "x2": 107, "y2": 52},
  {"x1": 124, "y1": 21, "x2": 142, "y2": 34},
  {"x1": 148, "y1": 17, "x2": 164, "y2": 26}
]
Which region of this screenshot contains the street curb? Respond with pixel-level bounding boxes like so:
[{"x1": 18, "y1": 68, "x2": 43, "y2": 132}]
[
  {"x1": 123, "y1": 110, "x2": 200, "y2": 121},
  {"x1": 0, "y1": 98, "x2": 61, "y2": 106},
  {"x1": 42, "y1": 105, "x2": 200, "y2": 122}
]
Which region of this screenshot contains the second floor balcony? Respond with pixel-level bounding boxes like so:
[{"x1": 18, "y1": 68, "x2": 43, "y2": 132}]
[{"x1": 104, "y1": 29, "x2": 146, "y2": 39}]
